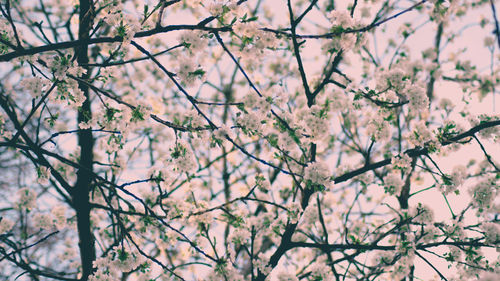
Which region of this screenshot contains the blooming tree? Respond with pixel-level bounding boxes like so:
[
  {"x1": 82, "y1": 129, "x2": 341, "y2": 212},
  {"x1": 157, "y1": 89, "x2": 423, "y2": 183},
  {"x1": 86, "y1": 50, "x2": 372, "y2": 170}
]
[{"x1": 0, "y1": 0, "x2": 499, "y2": 280}]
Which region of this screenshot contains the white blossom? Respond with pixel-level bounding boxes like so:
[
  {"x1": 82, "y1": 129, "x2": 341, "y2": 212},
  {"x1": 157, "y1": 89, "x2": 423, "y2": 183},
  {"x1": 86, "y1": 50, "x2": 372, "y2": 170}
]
[
  {"x1": 327, "y1": 10, "x2": 354, "y2": 28},
  {"x1": 277, "y1": 272, "x2": 299, "y2": 281},
  {"x1": 407, "y1": 120, "x2": 434, "y2": 147},
  {"x1": 37, "y1": 166, "x2": 50, "y2": 185},
  {"x1": 451, "y1": 165, "x2": 467, "y2": 186},
  {"x1": 391, "y1": 154, "x2": 412, "y2": 172},
  {"x1": 482, "y1": 222, "x2": 500, "y2": 244},
  {"x1": 170, "y1": 140, "x2": 197, "y2": 174},
  {"x1": 383, "y1": 173, "x2": 403, "y2": 195},
  {"x1": 206, "y1": 2, "x2": 224, "y2": 17},
  {"x1": 309, "y1": 261, "x2": 333, "y2": 280},
  {"x1": 213, "y1": 124, "x2": 233, "y2": 141},
  {"x1": 405, "y1": 84, "x2": 429, "y2": 112},
  {"x1": 228, "y1": 228, "x2": 251, "y2": 245},
  {"x1": 469, "y1": 177, "x2": 498, "y2": 211},
  {"x1": 51, "y1": 205, "x2": 67, "y2": 230},
  {"x1": 372, "y1": 251, "x2": 393, "y2": 266},
  {"x1": 20, "y1": 76, "x2": 49, "y2": 98},
  {"x1": 304, "y1": 161, "x2": 331, "y2": 186},
  {"x1": 366, "y1": 114, "x2": 391, "y2": 141},
  {"x1": 447, "y1": 245, "x2": 462, "y2": 261},
  {"x1": 16, "y1": 188, "x2": 37, "y2": 211},
  {"x1": 0, "y1": 217, "x2": 14, "y2": 234},
  {"x1": 33, "y1": 213, "x2": 55, "y2": 230},
  {"x1": 237, "y1": 112, "x2": 263, "y2": 133},
  {"x1": 412, "y1": 204, "x2": 434, "y2": 224},
  {"x1": 286, "y1": 201, "x2": 302, "y2": 224},
  {"x1": 179, "y1": 30, "x2": 207, "y2": 53}
]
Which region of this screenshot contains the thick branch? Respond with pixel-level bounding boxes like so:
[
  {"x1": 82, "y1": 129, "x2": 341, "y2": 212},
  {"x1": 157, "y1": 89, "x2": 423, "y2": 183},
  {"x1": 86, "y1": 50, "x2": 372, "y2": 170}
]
[
  {"x1": 333, "y1": 120, "x2": 500, "y2": 184},
  {"x1": 0, "y1": 25, "x2": 231, "y2": 62},
  {"x1": 73, "y1": 0, "x2": 96, "y2": 280}
]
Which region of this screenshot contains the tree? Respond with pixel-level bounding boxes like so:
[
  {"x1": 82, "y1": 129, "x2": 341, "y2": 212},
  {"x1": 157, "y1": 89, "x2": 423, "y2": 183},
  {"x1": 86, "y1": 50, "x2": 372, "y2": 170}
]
[{"x1": 0, "y1": 0, "x2": 499, "y2": 280}]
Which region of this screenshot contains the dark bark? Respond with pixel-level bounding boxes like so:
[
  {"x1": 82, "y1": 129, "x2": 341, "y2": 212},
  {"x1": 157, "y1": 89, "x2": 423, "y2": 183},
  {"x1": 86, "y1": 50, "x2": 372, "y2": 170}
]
[
  {"x1": 73, "y1": 0, "x2": 95, "y2": 280},
  {"x1": 425, "y1": 22, "x2": 443, "y2": 101}
]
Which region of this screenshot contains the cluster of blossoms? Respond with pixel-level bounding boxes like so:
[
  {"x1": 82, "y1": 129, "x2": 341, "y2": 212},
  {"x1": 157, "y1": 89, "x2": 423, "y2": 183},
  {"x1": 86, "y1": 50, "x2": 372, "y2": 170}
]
[
  {"x1": 212, "y1": 124, "x2": 233, "y2": 143},
  {"x1": 309, "y1": 260, "x2": 334, "y2": 280},
  {"x1": 365, "y1": 112, "x2": 391, "y2": 141},
  {"x1": 469, "y1": 176, "x2": 498, "y2": 212},
  {"x1": 412, "y1": 203, "x2": 434, "y2": 224},
  {"x1": 481, "y1": 222, "x2": 500, "y2": 244},
  {"x1": 322, "y1": 10, "x2": 366, "y2": 52},
  {"x1": 113, "y1": 14, "x2": 140, "y2": 44},
  {"x1": 383, "y1": 172, "x2": 404, "y2": 195},
  {"x1": 161, "y1": 196, "x2": 193, "y2": 220},
  {"x1": 372, "y1": 251, "x2": 394, "y2": 267},
  {"x1": 175, "y1": 55, "x2": 205, "y2": 86},
  {"x1": 469, "y1": 114, "x2": 500, "y2": 139},
  {"x1": 0, "y1": 18, "x2": 15, "y2": 54},
  {"x1": 428, "y1": 0, "x2": 463, "y2": 24},
  {"x1": 187, "y1": 201, "x2": 214, "y2": 228},
  {"x1": 392, "y1": 231, "x2": 416, "y2": 279},
  {"x1": 348, "y1": 219, "x2": 370, "y2": 243},
  {"x1": 439, "y1": 164, "x2": 467, "y2": 194},
  {"x1": 295, "y1": 105, "x2": 330, "y2": 140},
  {"x1": 15, "y1": 187, "x2": 37, "y2": 211},
  {"x1": 179, "y1": 30, "x2": 208, "y2": 54},
  {"x1": 204, "y1": 0, "x2": 245, "y2": 18},
  {"x1": 237, "y1": 111, "x2": 265, "y2": 133},
  {"x1": 391, "y1": 154, "x2": 412, "y2": 172},
  {"x1": 418, "y1": 223, "x2": 439, "y2": 243},
  {"x1": 228, "y1": 227, "x2": 251, "y2": 246},
  {"x1": 446, "y1": 245, "x2": 462, "y2": 262},
  {"x1": 375, "y1": 63, "x2": 430, "y2": 113},
  {"x1": 299, "y1": 200, "x2": 319, "y2": 227},
  {"x1": 286, "y1": 201, "x2": 302, "y2": 224},
  {"x1": 233, "y1": 20, "x2": 279, "y2": 51},
  {"x1": 277, "y1": 131, "x2": 299, "y2": 152},
  {"x1": 303, "y1": 160, "x2": 332, "y2": 187},
  {"x1": 255, "y1": 174, "x2": 271, "y2": 192},
  {"x1": 204, "y1": 259, "x2": 245, "y2": 281},
  {"x1": 96, "y1": 0, "x2": 141, "y2": 45},
  {"x1": 93, "y1": 103, "x2": 152, "y2": 153},
  {"x1": 98, "y1": 134, "x2": 123, "y2": 154},
  {"x1": 17, "y1": 55, "x2": 88, "y2": 108},
  {"x1": 243, "y1": 93, "x2": 272, "y2": 115},
  {"x1": 0, "y1": 112, "x2": 10, "y2": 139},
  {"x1": 175, "y1": 31, "x2": 209, "y2": 85},
  {"x1": 405, "y1": 84, "x2": 429, "y2": 112},
  {"x1": 44, "y1": 54, "x2": 86, "y2": 80},
  {"x1": 89, "y1": 247, "x2": 148, "y2": 281},
  {"x1": 391, "y1": 255, "x2": 414, "y2": 280},
  {"x1": 36, "y1": 166, "x2": 51, "y2": 185},
  {"x1": 54, "y1": 79, "x2": 87, "y2": 108},
  {"x1": 0, "y1": 217, "x2": 14, "y2": 234},
  {"x1": 32, "y1": 205, "x2": 67, "y2": 230},
  {"x1": 20, "y1": 76, "x2": 49, "y2": 98},
  {"x1": 376, "y1": 66, "x2": 409, "y2": 92},
  {"x1": 406, "y1": 120, "x2": 437, "y2": 148},
  {"x1": 444, "y1": 220, "x2": 466, "y2": 240},
  {"x1": 329, "y1": 89, "x2": 351, "y2": 112},
  {"x1": 230, "y1": 21, "x2": 279, "y2": 69}
]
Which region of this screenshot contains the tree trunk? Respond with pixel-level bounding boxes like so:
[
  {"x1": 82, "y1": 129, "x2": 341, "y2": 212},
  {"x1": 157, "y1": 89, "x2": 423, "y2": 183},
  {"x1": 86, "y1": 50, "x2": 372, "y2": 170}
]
[{"x1": 74, "y1": 0, "x2": 95, "y2": 280}]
